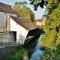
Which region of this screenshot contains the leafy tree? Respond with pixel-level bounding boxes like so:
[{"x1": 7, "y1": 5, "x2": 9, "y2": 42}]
[
  {"x1": 14, "y1": 1, "x2": 27, "y2": 8},
  {"x1": 13, "y1": 2, "x2": 35, "y2": 22},
  {"x1": 29, "y1": 0, "x2": 48, "y2": 10},
  {"x1": 29, "y1": 0, "x2": 60, "y2": 50},
  {"x1": 42, "y1": 0, "x2": 60, "y2": 50}
]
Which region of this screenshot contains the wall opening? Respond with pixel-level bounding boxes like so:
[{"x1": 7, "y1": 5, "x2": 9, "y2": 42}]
[{"x1": 10, "y1": 31, "x2": 16, "y2": 42}]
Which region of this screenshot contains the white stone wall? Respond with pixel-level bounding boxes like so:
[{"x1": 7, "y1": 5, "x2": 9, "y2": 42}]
[
  {"x1": 36, "y1": 22, "x2": 42, "y2": 26},
  {"x1": 0, "y1": 33, "x2": 11, "y2": 43},
  {"x1": 0, "y1": 12, "x2": 6, "y2": 27},
  {"x1": 0, "y1": 12, "x2": 17, "y2": 32},
  {"x1": 9, "y1": 18, "x2": 28, "y2": 44}
]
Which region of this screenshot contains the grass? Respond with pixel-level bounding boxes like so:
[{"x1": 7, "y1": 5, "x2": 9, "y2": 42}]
[{"x1": 2, "y1": 46, "x2": 28, "y2": 60}]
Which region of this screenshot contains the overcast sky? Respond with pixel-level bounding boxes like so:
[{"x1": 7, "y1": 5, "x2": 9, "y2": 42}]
[{"x1": 0, "y1": 0, "x2": 46, "y2": 19}]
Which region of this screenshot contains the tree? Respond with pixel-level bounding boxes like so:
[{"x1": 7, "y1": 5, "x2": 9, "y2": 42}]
[
  {"x1": 13, "y1": 1, "x2": 35, "y2": 22},
  {"x1": 14, "y1": 1, "x2": 27, "y2": 8},
  {"x1": 29, "y1": 0, "x2": 60, "y2": 59},
  {"x1": 42, "y1": 0, "x2": 60, "y2": 50},
  {"x1": 29, "y1": 0, "x2": 48, "y2": 10},
  {"x1": 29, "y1": 0, "x2": 60, "y2": 50}
]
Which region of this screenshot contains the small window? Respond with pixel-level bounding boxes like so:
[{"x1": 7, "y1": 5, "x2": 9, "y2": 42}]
[{"x1": 4, "y1": 13, "x2": 7, "y2": 22}]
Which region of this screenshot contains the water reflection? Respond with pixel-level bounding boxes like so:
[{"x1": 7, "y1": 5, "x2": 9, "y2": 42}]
[{"x1": 30, "y1": 34, "x2": 45, "y2": 60}]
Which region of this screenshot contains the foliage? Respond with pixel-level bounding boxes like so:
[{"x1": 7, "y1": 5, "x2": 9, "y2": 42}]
[
  {"x1": 40, "y1": 35, "x2": 46, "y2": 42},
  {"x1": 14, "y1": 1, "x2": 27, "y2": 8},
  {"x1": 29, "y1": 0, "x2": 60, "y2": 50},
  {"x1": 29, "y1": 0, "x2": 60, "y2": 10},
  {"x1": 39, "y1": 45, "x2": 60, "y2": 60},
  {"x1": 29, "y1": 0, "x2": 48, "y2": 10},
  {"x1": 2, "y1": 46, "x2": 28, "y2": 60},
  {"x1": 42, "y1": 2, "x2": 60, "y2": 50},
  {"x1": 29, "y1": 0, "x2": 60, "y2": 60},
  {"x1": 13, "y1": 2, "x2": 35, "y2": 22}
]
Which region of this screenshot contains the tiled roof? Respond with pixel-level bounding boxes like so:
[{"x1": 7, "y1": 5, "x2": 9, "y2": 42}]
[
  {"x1": 36, "y1": 19, "x2": 43, "y2": 22},
  {"x1": 0, "y1": 2, "x2": 15, "y2": 14},
  {"x1": 11, "y1": 16, "x2": 38, "y2": 31},
  {"x1": 15, "y1": 11, "x2": 23, "y2": 17}
]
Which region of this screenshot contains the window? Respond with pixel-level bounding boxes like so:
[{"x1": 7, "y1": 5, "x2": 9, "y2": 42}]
[{"x1": 4, "y1": 13, "x2": 7, "y2": 22}]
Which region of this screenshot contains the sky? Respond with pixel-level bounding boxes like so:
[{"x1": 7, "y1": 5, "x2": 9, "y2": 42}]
[{"x1": 0, "y1": 0, "x2": 46, "y2": 19}]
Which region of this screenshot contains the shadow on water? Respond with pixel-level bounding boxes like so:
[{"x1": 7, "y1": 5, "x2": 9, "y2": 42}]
[{"x1": 24, "y1": 34, "x2": 45, "y2": 60}]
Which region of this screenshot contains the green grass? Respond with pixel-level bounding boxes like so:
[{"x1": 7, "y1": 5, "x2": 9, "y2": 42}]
[
  {"x1": 39, "y1": 45, "x2": 60, "y2": 60},
  {"x1": 2, "y1": 46, "x2": 28, "y2": 60}
]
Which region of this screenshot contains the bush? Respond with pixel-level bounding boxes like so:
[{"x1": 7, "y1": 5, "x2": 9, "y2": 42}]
[
  {"x1": 2, "y1": 46, "x2": 28, "y2": 60},
  {"x1": 39, "y1": 45, "x2": 60, "y2": 60}
]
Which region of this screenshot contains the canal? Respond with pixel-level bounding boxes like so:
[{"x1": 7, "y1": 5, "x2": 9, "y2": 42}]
[{"x1": 24, "y1": 34, "x2": 45, "y2": 60}]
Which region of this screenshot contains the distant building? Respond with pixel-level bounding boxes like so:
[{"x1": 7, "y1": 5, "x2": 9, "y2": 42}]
[{"x1": 34, "y1": 16, "x2": 46, "y2": 26}]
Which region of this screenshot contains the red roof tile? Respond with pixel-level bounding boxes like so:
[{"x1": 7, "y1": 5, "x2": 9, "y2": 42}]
[
  {"x1": 0, "y1": 2, "x2": 15, "y2": 14},
  {"x1": 11, "y1": 16, "x2": 38, "y2": 31},
  {"x1": 14, "y1": 11, "x2": 23, "y2": 17},
  {"x1": 37, "y1": 19, "x2": 43, "y2": 22}
]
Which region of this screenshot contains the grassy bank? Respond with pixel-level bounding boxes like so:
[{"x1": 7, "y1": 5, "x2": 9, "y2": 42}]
[
  {"x1": 39, "y1": 45, "x2": 60, "y2": 60},
  {"x1": 1, "y1": 46, "x2": 28, "y2": 60}
]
